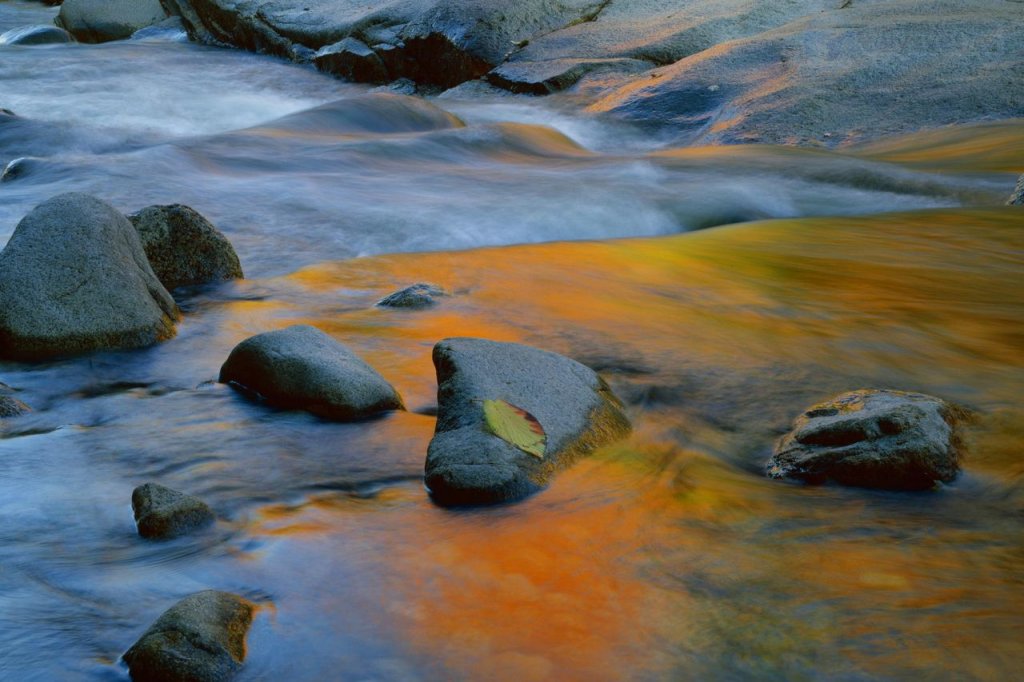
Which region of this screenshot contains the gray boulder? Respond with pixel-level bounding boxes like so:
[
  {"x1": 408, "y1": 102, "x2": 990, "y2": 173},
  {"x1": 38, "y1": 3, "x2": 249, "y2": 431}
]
[
  {"x1": 0, "y1": 193, "x2": 179, "y2": 361},
  {"x1": 767, "y1": 389, "x2": 965, "y2": 490},
  {"x1": 0, "y1": 25, "x2": 74, "y2": 45},
  {"x1": 123, "y1": 590, "x2": 253, "y2": 682},
  {"x1": 219, "y1": 325, "x2": 404, "y2": 420},
  {"x1": 132, "y1": 483, "x2": 215, "y2": 540},
  {"x1": 376, "y1": 283, "x2": 448, "y2": 310},
  {"x1": 425, "y1": 338, "x2": 631, "y2": 506},
  {"x1": 128, "y1": 204, "x2": 243, "y2": 292},
  {"x1": 1009, "y1": 175, "x2": 1024, "y2": 206},
  {"x1": 0, "y1": 395, "x2": 31, "y2": 417},
  {"x1": 57, "y1": 0, "x2": 168, "y2": 43}
]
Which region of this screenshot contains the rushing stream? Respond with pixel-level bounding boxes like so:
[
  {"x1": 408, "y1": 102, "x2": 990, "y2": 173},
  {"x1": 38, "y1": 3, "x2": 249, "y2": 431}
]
[{"x1": 1, "y1": 1, "x2": 1023, "y2": 680}]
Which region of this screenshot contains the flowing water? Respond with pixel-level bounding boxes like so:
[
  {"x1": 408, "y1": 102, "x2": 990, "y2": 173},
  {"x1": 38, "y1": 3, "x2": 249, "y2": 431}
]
[{"x1": 1, "y1": 1, "x2": 1023, "y2": 680}]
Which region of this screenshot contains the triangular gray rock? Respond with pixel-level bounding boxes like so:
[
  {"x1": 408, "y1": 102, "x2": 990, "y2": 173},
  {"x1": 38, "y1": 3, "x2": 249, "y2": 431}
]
[{"x1": 132, "y1": 483, "x2": 215, "y2": 540}]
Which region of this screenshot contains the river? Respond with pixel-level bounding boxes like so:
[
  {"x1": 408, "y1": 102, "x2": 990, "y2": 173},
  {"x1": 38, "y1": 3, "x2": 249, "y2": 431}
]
[{"x1": 1, "y1": 1, "x2": 1022, "y2": 680}]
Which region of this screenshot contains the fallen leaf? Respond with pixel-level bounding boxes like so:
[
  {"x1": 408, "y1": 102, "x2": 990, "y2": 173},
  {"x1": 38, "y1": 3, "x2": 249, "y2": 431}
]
[{"x1": 482, "y1": 399, "x2": 546, "y2": 459}]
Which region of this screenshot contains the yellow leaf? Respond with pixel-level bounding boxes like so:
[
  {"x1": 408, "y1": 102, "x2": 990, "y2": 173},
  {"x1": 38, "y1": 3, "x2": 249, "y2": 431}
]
[{"x1": 482, "y1": 399, "x2": 547, "y2": 459}]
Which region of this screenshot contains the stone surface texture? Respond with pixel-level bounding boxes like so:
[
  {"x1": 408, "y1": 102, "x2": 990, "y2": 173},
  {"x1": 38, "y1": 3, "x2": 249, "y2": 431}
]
[
  {"x1": 132, "y1": 482, "x2": 215, "y2": 540},
  {"x1": 57, "y1": 0, "x2": 168, "y2": 42}
]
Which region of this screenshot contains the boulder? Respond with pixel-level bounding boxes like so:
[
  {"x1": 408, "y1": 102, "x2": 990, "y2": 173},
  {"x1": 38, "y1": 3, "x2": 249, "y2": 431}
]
[
  {"x1": 1009, "y1": 175, "x2": 1024, "y2": 206},
  {"x1": 123, "y1": 590, "x2": 254, "y2": 682},
  {"x1": 376, "y1": 283, "x2": 448, "y2": 310},
  {"x1": 0, "y1": 395, "x2": 32, "y2": 417},
  {"x1": 767, "y1": 389, "x2": 964, "y2": 490},
  {"x1": 128, "y1": 204, "x2": 243, "y2": 292},
  {"x1": 0, "y1": 193, "x2": 179, "y2": 361},
  {"x1": 314, "y1": 37, "x2": 389, "y2": 83},
  {"x1": 425, "y1": 338, "x2": 631, "y2": 506},
  {"x1": 132, "y1": 483, "x2": 215, "y2": 540},
  {"x1": 57, "y1": 0, "x2": 168, "y2": 43},
  {"x1": 219, "y1": 325, "x2": 404, "y2": 420},
  {"x1": 0, "y1": 25, "x2": 74, "y2": 45}
]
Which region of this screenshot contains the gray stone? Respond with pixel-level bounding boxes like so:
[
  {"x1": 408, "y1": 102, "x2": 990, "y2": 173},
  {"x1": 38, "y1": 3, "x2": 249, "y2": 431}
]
[
  {"x1": 767, "y1": 389, "x2": 964, "y2": 490},
  {"x1": 425, "y1": 338, "x2": 631, "y2": 506},
  {"x1": 57, "y1": 0, "x2": 168, "y2": 43},
  {"x1": 0, "y1": 25, "x2": 74, "y2": 45},
  {"x1": 123, "y1": 590, "x2": 253, "y2": 682},
  {"x1": 314, "y1": 37, "x2": 389, "y2": 83},
  {"x1": 132, "y1": 482, "x2": 215, "y2": 540},
  {"x1": 1008, "y1": 175, "x2": 1024, "y2": 206},
  {"x1": 0, "y1": 395, "x2": 31, "y2": 417},
  {"x1": 219, "y1": 325, "x2": 404, "y2": 420},
  {"x1": 0, "y1": 193, "x2": 179, "y2": 361},
  {"x1": 128, "y1": 204, "x2": 243, "y2": 292},
  {"x1": 0, "y1": 157, "x2": 40, "y2": 183},
  {"x1": 376, "y1": 283, "x2": 448, "y2": 309}
]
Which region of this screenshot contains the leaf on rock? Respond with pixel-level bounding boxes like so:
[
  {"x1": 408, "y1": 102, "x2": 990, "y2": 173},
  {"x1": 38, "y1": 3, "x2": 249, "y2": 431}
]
[{"x1": 482, "y1": 399, "x2": 546, "y2": 459}]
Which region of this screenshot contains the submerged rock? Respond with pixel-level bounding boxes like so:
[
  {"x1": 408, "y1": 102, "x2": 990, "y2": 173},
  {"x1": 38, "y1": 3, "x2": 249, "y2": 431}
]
[
  {"x1": 0, "y1": 395, "x2": 31, "y2": 417},
  {"x1": 219, "y1": 325, "x2": 403, "y2": 420},
  {"x1": 767, "y1": 389, "x2": 964, "y2": 490},
  {"x1": 377, "y1": 283, "x2": 448, "y2": 310},
  {"x1": 425, "y1": 338, "x2": 631, "y2": 506},
  {"x1": 123, "y1": 590, "x2": 253, "y2": 682},
  {"x1": 0, "y1": 25, "x2": 74, "y2": 45},
  {"x1": 57, "y1": 0, "x2": 167, "y2": 43},
  {"x1": 128, "y1": 204, "x2": 243, "y2": 291},
  {"x1": 0, "y1": 157, "x2": 40, "y2": 183},
  {"x1": 132, "y1": 483, "x2": 215, "y2": 540},
  {"x1": 0, "y1": 193, "x2": 178, "y2": 361},
  {"x1": 1009, "y1": 175, "x2": 1024, "y2": 206}
]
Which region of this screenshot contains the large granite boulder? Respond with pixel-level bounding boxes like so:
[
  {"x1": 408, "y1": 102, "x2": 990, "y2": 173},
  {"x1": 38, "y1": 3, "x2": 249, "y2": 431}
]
[
  {"x1": 425, "y1": 338, "x2": 631, "y2": 506},
  {"x1": 219, "y1": 325, "x2": 404, "y2": 420},
  {"x1": 0, "y1": 193, "x2": 179, "y2": 361},
  {"x1": 1009, "y1": 175, "x2": 1024, "y2": 206},
  {"x1": 57, "y1": 0, "x2": 168, "y2": 43},
  {"x1": 132, "y1": 483, "x2": 215, "y2": 540},
  {"x1": 128, "y1": 204, "x2": 243, "y2": 292},
  {"x1": 123, "y1": 590, "x2": 254, "y2": 682},
  {"x1": 767, "y1": 389, "x2": 964, "y2": 490},
  {"x1": 0, "y1": 25, "x2": 75, "y2": 45}
]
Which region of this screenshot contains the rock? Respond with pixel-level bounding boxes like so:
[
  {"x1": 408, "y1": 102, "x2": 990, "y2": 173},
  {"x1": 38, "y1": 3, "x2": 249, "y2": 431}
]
[
  {"x1": 57, "y1": 0, "x2": 168, "y2": 43},
  {"x1": 425, "y1": 338, "x2": 631, "y2": 506},
  {"x1": 767, "y1": 389, "x2": 964, "y2": 490},
  {"x1": 0, "y1": 395, "x2": 32, "y2": 417},
  {"x1": 591, "y1": 1, "x2": 1024, "y2": 145},
  {"x1": 128, "y1": 204, "x2": 243, "y2": 292},
  {"x1": 123, "y1": 590, "x2": 253, "y2": 682},
  {"x1": 130, "y1": 16, "x2": 188, "y2": 41},
  {"x1": 1009, "y1": 175, "x2": 1024, "y2": 206},
  {"x1": 132, "y1": 483, "x2": 215, "y2": 540},
  {"x1": 0, "y1": 193, "x2": 179, "y2": 361},
  {"x1": 0, "y1": 157, "x2": 39, "y2": 183},
  {"x1": 376, "y1": 283, "x2": 448, "y2": 310},
  {"x1": 314, "y1": 37, "x2": 389, "y2": 83},
  {"x1": 219, "y1": 325, "x2": 404, "y2": 421},
  {"x1": 0, "y1": 25, "x2": 75, "y2": 46}
]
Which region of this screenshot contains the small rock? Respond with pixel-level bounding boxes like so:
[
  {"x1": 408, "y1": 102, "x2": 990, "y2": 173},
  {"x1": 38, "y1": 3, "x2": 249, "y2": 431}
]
[
  {"x1": 0, "y1": 193, "x2": 178, "y2": 361},
  {"x1": 425, "y1": 338, "x2": 631, "y2": 506},
  {"x1": 767, "y1": 389, "x2": 964, "y2": 490},
  {"x1": 57, "y1": 0, "x2": 167, "y2": 42},
  {"x1": 1, "y1": 157, "x2": 40, "y2": 183},
  {"x1": 219, "y1": 325, "x2": 403, "y2": 420},
  {"x1": 0, "y1": 395, "x2": 31, "y2": 417},
  {"x1": 314, "y1": 37, "x2": 389, "y2": 83},
  {"x1": 128, "y1": 204, "x2": 243, "y2": 291},
  {"x1": 132, "y1": 483, "x2": 215, "y2": 540},
  {"x1": 376, "y1": 283, "x2": 448, "y2": 310},
  {"x1": 0, "y1": 25, "x2": 75, "y2": 46},
  {"x1": 123, "y1": 590, "x2": 254, "y2": 682},
  {"x1": 1008, "y1": 174, "x2": 1024, "y2": 206}
]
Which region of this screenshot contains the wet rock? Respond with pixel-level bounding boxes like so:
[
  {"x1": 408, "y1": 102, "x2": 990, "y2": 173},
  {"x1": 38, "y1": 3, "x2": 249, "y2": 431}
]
[
  {"x1": 377, "y1": 283, "x2": 448, "y2": 310},
  {"x1": 123, "y1": 590, "x2": 253, "y2": 682},
  {"x1": 128, "y1": 204, "x2": 243, "y2": 292},
  {"x1": 0, "y1": 25, "x2": 75, "y2": 46},
  {"x1": 425, "y1": 338, "x2": 631, "y2": 506},
  {"x1": 0, "y1": 395, "x2": 32, "y2": 417},
  {"x1": 0, "y1": 193, "x2": 178, "y2": 361},
  {"x1": 0, "y1": 157, "x2": 40, "y2": 183},
  {"x1": 132, "y1": 483, "x2": 215, "y2": 540},
  {"x1": 767, "y1": 389, "x2": 964, "y2": 490},
  {"x1": 1008, "y1": 175, "x2": 1024, "y2": 206},
  {"x1": 314, "y1": 37, "x2": 389, "y2": 83},
  {"x1": 57, "y1": 0, "x2": 167, "y2": 43},
  {"x1": 219, "y1": 325, "x2": 403, "y2": 421}
]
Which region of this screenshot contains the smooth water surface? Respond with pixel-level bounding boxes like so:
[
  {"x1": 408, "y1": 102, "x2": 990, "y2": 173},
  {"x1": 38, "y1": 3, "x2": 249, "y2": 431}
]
[{"x1": 1, "y1": 1, "x2": 1023, "y2": 680}]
